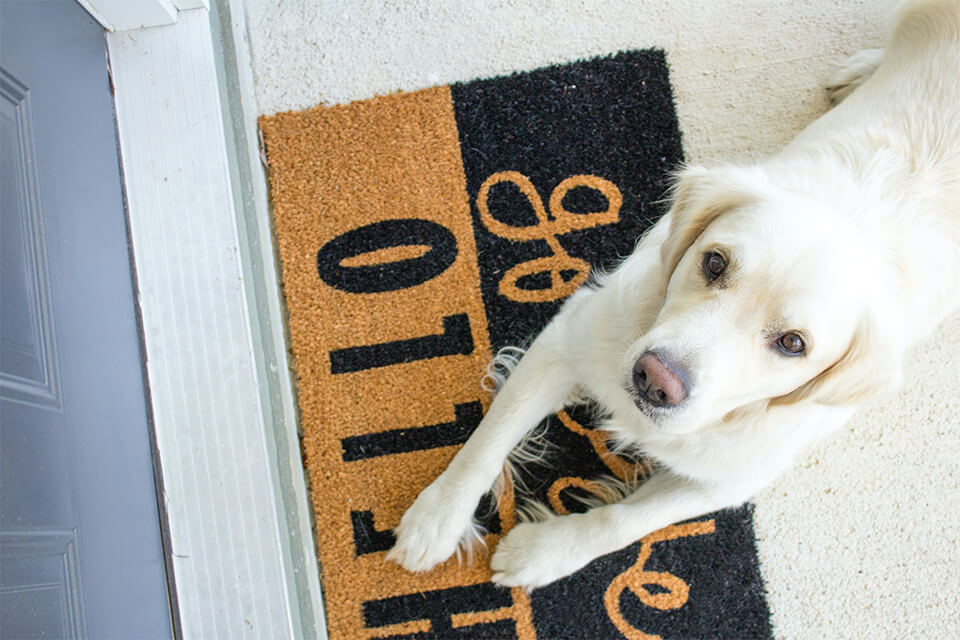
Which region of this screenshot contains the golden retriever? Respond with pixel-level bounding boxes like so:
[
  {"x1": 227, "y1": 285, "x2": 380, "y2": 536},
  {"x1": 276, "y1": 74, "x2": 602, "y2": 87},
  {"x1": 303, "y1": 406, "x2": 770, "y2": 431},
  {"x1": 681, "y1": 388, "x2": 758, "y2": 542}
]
[{"x1": 388, "y1": 0, "x2": 960, "y2": 589}]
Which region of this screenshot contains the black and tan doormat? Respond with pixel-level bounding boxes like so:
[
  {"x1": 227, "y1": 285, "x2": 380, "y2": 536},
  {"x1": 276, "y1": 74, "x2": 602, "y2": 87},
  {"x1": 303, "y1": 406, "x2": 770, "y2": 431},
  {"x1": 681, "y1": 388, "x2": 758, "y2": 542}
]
[{"x1": 260, "y1": 50, "x2": 772, "y2": 640}]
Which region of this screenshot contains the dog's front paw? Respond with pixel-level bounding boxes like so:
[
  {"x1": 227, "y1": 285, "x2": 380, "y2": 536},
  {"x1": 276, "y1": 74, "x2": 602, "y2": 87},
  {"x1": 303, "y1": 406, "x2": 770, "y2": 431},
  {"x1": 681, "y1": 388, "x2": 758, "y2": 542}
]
[
  {"x1": 387, "y1": 480, "x2": 483, "y2": 573},
  {"x1": 490, "y1": 515, "x2": 593, "y2": 590}
]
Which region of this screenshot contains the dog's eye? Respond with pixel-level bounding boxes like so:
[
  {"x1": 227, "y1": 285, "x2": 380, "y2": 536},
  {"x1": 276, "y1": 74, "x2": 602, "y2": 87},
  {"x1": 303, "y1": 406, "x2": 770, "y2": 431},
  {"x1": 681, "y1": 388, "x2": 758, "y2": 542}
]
[
  {"x1": 777, "y1": 332, "x2": 806, "y2": 356},
  {"x1": 702, "y1": 251, "x2": 727, "y2": 281}
]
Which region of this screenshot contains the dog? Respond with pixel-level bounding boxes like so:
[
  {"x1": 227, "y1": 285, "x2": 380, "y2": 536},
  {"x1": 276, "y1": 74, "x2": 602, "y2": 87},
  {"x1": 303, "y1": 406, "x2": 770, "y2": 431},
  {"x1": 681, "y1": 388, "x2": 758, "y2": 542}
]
[{"x1": 387, "y1": 0, "x2": 960, "y2": 590}]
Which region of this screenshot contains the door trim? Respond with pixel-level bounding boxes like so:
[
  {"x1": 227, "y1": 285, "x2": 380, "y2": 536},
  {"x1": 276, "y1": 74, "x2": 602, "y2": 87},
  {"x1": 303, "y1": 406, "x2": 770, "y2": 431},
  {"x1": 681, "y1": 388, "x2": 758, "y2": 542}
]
[
  {"x1": 103, "y1": 4, "x2": 326, "y2": 638},
  {"x1": 76, "y1": 0, "x2": 209, "y2": 31}
]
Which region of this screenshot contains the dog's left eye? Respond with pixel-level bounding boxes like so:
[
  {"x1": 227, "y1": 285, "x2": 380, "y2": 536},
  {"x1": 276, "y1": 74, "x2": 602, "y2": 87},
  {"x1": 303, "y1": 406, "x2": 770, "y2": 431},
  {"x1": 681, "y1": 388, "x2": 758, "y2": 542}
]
[
  {"x1": 702, "y1": 251, "x2": 727, "y2": 281},
  {"x1": 777, "y1": 332, "x2": 806, "y2": 356}
]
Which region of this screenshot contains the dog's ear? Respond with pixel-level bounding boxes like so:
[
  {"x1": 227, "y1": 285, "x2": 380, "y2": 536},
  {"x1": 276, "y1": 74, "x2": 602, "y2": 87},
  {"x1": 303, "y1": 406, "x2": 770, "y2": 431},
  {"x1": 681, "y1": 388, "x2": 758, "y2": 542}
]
[
  {"x1": 660, "y1": 165, "x2": 760, "y2": 283},
  {"x1": 771, "y1": 317, "x2": 903, "y2": 407}
]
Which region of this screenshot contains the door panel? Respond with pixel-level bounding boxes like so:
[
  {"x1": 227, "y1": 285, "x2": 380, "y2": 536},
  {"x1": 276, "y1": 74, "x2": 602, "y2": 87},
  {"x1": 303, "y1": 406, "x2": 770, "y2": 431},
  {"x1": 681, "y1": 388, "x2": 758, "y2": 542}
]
[
  {"x1": 1, "y1": 2, "x2": 173, "y2": 638},
  {"x1": 1, "y1": 67, "x2": 60, "y2": 411}
]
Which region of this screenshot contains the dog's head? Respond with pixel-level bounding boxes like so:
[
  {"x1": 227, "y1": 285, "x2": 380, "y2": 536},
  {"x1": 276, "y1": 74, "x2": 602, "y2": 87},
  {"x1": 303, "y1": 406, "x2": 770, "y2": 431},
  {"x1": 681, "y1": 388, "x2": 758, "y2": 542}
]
[{"x1": 623, "y1": 164, "x2": 904, "y2": 434}]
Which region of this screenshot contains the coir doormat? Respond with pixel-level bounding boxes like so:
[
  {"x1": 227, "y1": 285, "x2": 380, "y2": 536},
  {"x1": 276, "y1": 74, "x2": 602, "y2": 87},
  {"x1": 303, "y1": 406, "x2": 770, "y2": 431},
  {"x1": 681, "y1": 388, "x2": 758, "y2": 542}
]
[{"x1": 260, "y1": 50, "x2": 772, "y2": 640}]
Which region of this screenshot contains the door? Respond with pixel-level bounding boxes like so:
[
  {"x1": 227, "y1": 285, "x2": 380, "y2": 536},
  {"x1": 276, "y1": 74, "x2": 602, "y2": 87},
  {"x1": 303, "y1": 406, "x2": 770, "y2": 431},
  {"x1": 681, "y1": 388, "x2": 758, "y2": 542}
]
[{"x1": 1, "y1": 1, "x2": 173, "y2": 638}]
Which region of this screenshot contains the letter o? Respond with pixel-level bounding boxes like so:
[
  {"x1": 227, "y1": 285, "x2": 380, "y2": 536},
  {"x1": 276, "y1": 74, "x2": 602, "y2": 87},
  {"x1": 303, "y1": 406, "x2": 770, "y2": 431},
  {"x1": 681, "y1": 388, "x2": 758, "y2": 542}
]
[{"x1": 316, "y1": 218, "x2": 458, "y2": 293}]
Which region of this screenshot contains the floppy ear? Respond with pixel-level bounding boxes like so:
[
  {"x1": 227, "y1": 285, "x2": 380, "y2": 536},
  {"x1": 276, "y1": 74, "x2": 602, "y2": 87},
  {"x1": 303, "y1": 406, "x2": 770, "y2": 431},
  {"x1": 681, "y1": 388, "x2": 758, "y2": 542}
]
[
  {"x1": 771, "y1": 317, "x2": 903, "y2": 407},
  {"x1": 660, "y1": 165, "x2": 762, "y2": 283}
]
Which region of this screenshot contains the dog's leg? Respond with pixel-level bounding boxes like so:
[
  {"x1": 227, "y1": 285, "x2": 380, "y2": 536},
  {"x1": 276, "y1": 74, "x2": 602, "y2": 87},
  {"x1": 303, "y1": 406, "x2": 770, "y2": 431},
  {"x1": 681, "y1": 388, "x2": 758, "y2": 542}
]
[
  {"x1": 825, "y1": 48, "x2": 884, "y2": 105},
  {"x1": 490, "y1": 472, "x2": 755, "y2": 590},
  {"x1": 387, "y1": 295, "x2": 585, "y2": 572}
]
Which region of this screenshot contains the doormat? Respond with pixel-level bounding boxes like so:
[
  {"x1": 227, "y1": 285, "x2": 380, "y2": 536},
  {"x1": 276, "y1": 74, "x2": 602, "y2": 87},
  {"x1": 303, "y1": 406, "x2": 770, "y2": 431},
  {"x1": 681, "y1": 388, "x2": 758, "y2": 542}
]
[{"x1": 260, "y1": 50, "x2": 772, "y2": 640}]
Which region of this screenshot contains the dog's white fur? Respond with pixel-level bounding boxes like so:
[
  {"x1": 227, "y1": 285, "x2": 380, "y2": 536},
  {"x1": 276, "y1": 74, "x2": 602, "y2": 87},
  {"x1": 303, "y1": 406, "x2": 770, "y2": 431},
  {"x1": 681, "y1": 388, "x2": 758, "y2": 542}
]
[{"x1": 387, "y1": 0, "x2": 960, "y2": 590}]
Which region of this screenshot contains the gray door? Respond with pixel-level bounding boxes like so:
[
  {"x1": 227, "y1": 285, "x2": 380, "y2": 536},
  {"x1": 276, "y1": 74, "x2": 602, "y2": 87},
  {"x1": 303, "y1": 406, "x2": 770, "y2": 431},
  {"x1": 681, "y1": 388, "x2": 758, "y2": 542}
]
[{"x1": 1, "y1": 1, "x2": 173, "y2": 638}]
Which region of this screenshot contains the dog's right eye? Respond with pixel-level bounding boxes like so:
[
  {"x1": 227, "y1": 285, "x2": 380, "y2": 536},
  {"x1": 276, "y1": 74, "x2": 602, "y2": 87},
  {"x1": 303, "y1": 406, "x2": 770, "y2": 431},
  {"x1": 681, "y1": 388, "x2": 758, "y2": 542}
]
[{"x1": 702, "y1": 251, "x2": 727, "y2": 281}]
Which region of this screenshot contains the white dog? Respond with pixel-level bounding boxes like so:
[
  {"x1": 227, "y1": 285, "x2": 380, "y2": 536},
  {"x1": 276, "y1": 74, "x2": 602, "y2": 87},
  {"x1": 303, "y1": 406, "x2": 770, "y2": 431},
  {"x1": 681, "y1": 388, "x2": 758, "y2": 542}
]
[{"x1": 388, "y1": 0, "x2": 960, "y2": 590}]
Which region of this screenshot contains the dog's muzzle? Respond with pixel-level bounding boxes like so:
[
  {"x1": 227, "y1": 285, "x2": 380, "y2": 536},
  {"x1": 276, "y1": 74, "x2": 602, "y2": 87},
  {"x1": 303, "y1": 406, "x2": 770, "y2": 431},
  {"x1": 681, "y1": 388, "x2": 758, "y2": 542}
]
[{"x1": 632, "y1": 351, "x2": 689, "y2": 409}]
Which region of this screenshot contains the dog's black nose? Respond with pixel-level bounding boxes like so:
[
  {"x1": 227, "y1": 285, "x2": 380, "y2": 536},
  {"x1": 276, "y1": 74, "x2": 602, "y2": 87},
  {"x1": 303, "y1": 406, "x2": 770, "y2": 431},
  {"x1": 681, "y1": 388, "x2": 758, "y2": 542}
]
[{"x1": 633, "y1": 351, "x2": 688, "y2": 409}]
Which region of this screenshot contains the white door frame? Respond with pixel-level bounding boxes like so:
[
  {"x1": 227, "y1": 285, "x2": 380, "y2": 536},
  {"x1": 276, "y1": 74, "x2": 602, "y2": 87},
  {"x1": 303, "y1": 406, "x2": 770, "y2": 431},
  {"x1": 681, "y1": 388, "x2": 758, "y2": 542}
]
[
  {"x1": 76, "y1": 0, "x2": 209, "y2": 32},
  {"x1": 79, "y1": 1, "x2": 327, "y2": 637}
]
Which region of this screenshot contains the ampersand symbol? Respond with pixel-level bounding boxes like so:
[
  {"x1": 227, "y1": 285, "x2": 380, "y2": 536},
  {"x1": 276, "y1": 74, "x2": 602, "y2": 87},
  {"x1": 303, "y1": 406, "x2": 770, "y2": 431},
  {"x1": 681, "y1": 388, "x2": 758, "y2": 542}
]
[
  {"x1": 604, "y1": 520, "x2": 717, "y2": 640},
  {"x1": 476, "y1": 171, "x2": 622, "y2": 303}
]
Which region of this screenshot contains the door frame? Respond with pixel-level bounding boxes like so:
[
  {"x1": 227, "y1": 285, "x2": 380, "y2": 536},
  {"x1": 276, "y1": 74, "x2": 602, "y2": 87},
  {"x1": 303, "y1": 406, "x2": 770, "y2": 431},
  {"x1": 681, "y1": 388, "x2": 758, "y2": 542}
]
[{"x1": 86, "y1": 1, "x2": 327, "y2": 638}]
